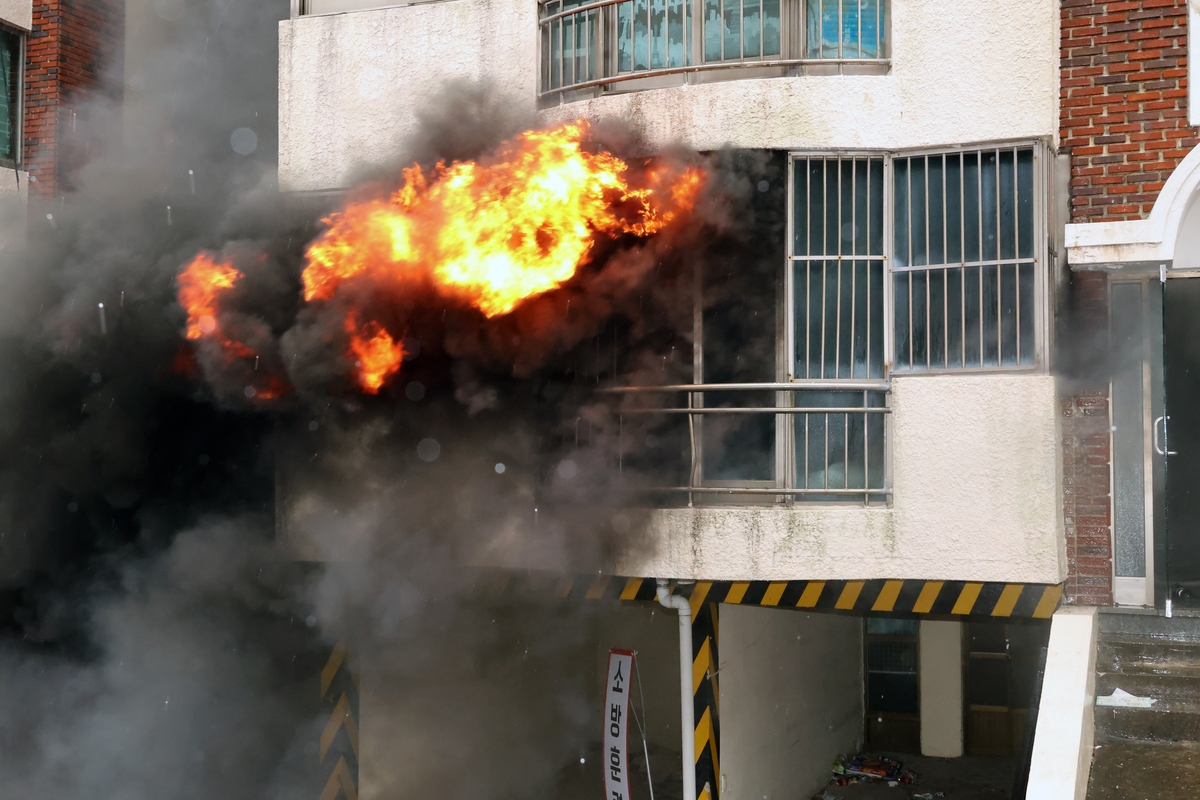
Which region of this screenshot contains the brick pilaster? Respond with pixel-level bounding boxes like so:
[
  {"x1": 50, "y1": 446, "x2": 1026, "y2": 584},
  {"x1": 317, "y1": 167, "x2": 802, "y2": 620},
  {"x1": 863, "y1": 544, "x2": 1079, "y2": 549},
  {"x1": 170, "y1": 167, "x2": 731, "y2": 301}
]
[
  {"x1": 1061, "y1": 271, "x2": 1115, "y2": 606},
  {"x1": 25, "y1": 0, "x2": 124, "y2": 200},
  {"x1": 1061, "y1": 0, "x2": 1198, "y2": 223}
]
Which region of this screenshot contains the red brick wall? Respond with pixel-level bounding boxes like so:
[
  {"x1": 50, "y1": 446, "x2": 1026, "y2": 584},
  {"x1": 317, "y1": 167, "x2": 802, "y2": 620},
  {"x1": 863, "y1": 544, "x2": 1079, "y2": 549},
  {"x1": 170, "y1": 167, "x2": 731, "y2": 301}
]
[
  {"x1": 1061, "y1": 271, "x2": 1115, "y2": 606},
  {"x1": 25, "y1": 0, "x2": 124, "y2": 200},
  {"x1": 1061, "y1": 0, "x2": 1197, "y2": 223}
]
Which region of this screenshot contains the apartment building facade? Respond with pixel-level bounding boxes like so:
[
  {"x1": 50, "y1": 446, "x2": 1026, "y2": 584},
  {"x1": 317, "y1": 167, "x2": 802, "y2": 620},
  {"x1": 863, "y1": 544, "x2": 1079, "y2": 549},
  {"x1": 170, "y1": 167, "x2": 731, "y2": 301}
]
[{"x1": 275, "y1": 0, "x2": 1172, "y2": 797}]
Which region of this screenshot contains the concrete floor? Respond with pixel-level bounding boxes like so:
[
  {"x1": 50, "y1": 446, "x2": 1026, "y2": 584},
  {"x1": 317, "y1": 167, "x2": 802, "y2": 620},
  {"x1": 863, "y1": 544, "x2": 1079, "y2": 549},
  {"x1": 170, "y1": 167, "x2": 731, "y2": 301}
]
[
  {"x1": 814, "y1": 753, "x2": 1015, "y2": 800},
  {"x1": 1087, "y1": 741, "x2": 1200, "y2": 800}
]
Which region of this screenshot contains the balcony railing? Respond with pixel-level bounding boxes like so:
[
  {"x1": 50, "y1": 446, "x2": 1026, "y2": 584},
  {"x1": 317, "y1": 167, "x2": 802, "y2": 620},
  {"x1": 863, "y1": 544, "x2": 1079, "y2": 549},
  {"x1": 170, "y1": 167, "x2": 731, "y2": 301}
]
[
  {"x1": 608, "y1": 380, "x2": 890, "y2": 505},
  {"x1": 539, "y1": 0, "x2": 889, "y2": 105}
]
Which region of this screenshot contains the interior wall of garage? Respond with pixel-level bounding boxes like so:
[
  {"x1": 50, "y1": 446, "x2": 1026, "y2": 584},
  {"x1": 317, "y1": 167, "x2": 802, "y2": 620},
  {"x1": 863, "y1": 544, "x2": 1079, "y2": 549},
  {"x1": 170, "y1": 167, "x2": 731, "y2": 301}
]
[{"x1": 719, "y1": 605, "x2": 864, "y2": 800}]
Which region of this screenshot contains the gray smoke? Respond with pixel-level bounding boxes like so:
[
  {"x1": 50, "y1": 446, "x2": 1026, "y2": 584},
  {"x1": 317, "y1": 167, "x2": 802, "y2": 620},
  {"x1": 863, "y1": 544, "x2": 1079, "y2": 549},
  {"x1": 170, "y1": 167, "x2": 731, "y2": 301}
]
[{"x1": 0, "y1": 3, "x2": 785, "y2": 798}]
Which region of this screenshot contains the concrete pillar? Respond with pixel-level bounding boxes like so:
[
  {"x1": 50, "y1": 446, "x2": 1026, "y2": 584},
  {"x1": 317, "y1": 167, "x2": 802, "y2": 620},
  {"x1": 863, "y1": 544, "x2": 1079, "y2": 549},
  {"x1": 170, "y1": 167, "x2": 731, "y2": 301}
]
[
  {"x1": 719, "y1": 605, "x2": 862, "y2": 800},
  {"x1": 919, "y1": 620, "x2": 964, "y2": 757},
  {"x1": 1026, "y1": 607, "x2": 1098, "y2": 800}
]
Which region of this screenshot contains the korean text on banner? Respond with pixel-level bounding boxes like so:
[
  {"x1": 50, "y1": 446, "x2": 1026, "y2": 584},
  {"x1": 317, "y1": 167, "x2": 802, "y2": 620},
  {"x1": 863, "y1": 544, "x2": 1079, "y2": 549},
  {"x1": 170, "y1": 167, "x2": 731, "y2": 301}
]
[{"x1": 604, "y1": 649, "x2": 634, "y2": 800}]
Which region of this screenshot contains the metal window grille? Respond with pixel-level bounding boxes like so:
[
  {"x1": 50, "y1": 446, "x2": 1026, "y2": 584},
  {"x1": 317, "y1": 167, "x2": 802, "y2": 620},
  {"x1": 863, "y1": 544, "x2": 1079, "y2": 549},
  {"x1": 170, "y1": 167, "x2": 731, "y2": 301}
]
[
  {"x1": 542, "y1": 0, "x2": 604, "y2": 91},
  {"x1": 790, "y1": 155, "x2": 886, "y2": 381},
  {"x1": 0, "y1": 29, "x2": 21, "y2": 165},
  {"x1": 892, "y1": 147, "x2": 1038, "y2": 371},
  {"x1": 538, "y1": 0, "x2": 888, "y2": 100},
  {"x1": 701, "y1": 0, "x2": 782, "y2": 62},
  {"x1": 805, "y1": 0, "x2": 884, "y2": 59},
  {"x1": 786, "y1": 155, "x2": 889, "y2": 502}
]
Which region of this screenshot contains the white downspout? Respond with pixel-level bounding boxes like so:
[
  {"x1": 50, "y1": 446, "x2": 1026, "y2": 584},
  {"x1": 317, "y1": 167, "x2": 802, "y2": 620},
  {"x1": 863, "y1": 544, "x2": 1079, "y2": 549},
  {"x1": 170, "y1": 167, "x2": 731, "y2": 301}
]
[{"x1": 656, "y1": 578, "x2": 696, "y2": 800}]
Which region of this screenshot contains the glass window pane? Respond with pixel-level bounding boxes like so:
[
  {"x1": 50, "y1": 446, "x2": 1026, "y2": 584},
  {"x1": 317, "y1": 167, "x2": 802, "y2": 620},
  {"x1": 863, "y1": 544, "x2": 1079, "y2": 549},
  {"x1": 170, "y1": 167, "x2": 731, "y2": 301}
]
[
  {"x1": 963, "y1": 153, "x2": 980, "y2": 263},
  {"x1": 945, "y1": 153, "x2": 962, "y2": 265},
  {"x1": 650, "y1": 0, "x2": 667, "y2": 69},
  {"x1": 929, "y1": 155, "x2": 945, "y2": 266},
  {"x1": 999, "y1": 150, "x2": 1016, "y2": 260},
  {"x1": 763, "y1": 0, "x2": 781, "y2": 55},
  {"x1": 617, "y1": 2, "x2": 634, "y2": 72},
  {"x1": 867, "y1": 618, "x2": 919, "y2": 635},
  {"x1": 704, "y1": 0, "x2": 723, "y2": 61},
  {"x1": 982, "y1": 263, "x2": 999, "y2": 366},
  {"x1": 842, "y1": 0, "x2": 860, "y2": 56},
  {"x1": 743, "y1": 0, "x2": 761, "y2": 57},
  {"x1": 860, "y1": 0, "x2": 880, "y2": 58},
  {"x1": 1112, "y1": 282, "x2": 1147, "y2": 577},
  {"x1": 1000, "y1": 263, "x2": 1017, "y2": 366},
  {"x1": 909, "y1": 157, "x2": 927, "y2": 267},
  {"x1": 821, "y1": 0, "x2": 839, "y2": 57},
  {"x1": 894, "y1": 158, "x2": 909, "y2": 268},
  {"x1": 1017, "y1": 149, "x2": 1035, "y2": 259},
  {"x1": 981, "y1": 151, "x2": 998, "y2": 262},
  {"x1": 1019, "y1": 262, "x2": 1035, "y2": 365},
  {"x1": 668, "y1": 0, "x2": 689, "y2": 67},
  {"x1": 724, "y1": 0, "x2": 741, "y2": 59},
  {"x1": 868, "y1": 260, "x2": 884, "y2": 378},
  {"x1": 894, "y1": 272, "x2": 910, "y2": 370},
  {"x1": 634, "y1": 0, "x2": 650, "y2": 70},
  {"x1": 946, "y1": 266, "x2": 963, "y2": 368},
  {"x1": 805, "y1": 0, "x2": 821, "y2": 57}
]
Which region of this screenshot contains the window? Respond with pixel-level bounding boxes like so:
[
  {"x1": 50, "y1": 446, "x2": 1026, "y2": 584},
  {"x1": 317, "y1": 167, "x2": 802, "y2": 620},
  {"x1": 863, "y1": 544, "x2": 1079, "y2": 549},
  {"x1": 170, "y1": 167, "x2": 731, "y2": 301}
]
[
  {"x1": 789, "y1": 144, "x2": 1046, "y2": 381},
  {"x1": 893, "y1": 147, "x2": 1038, "y2": 371},
  {"x1": 806, "y1": 0, "x2": 884, "y2": 59},
  {"x1": 865, "y1": 617, "x2": 920, "y2": 752},
  {"x1": 790, "y1": 156, "x2": 887, "y2": 498},
  {"x1": 540, "y1": 0, "x2": 888, "y2": 100},
  {"x1": 0, "y1": 28, "x2": 20, "y2": 165}
]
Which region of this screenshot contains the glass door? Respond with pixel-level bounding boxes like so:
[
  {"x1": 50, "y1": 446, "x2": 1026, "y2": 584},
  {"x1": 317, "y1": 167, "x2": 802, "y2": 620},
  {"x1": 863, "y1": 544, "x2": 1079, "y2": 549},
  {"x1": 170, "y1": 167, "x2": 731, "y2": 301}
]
[{"x1": 1109, "y1": 279, "x2": 1161, "y2": 606}]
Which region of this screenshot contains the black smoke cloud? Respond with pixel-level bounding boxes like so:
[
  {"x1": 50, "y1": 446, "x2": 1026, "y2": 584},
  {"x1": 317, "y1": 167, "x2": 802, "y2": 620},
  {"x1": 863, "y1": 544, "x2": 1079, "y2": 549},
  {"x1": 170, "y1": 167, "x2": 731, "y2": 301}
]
[{"x1": 0, "y1": 2, "x2": 787, "y2": 797}]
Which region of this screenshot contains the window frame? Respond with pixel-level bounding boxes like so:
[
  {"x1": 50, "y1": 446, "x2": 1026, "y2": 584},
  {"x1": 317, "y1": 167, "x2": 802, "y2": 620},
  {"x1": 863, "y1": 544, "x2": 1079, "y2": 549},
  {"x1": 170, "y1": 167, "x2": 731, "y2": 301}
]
[
  {"x1": 537, "y1": 0, "x2": 891, "y2": 105},
  {"x1": 0, "y1": 25, "x2": 24, "y2": 170},
  {"x1": 786, "y1": 140, "x2": 1051, "y2": 382}
]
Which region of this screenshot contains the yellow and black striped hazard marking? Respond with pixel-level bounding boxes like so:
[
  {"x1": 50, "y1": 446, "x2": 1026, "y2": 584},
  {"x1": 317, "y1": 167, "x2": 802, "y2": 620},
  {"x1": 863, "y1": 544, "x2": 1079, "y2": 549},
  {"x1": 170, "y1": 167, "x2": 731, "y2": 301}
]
[
  {"x1": 319, "y1": 640, "x2": 360, "y2": 800},
  {"x1": 692, "y1": 599, "x2": 719, "y2": 800},
  {"x1": 479, "y1": 572, "x2": 1063, "y2": 619}
]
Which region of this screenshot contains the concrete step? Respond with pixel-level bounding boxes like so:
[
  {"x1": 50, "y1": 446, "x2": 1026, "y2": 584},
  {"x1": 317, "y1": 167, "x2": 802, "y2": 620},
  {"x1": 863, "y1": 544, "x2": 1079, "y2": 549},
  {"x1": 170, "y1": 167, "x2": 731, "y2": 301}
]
[
  {"x1": 1098, "y1": 612, "x2": 1200, "y2": 642},
  {"x1": 1095, "y1": 704, "x2": 1200, "y2": 744},
  {"x1": 1096, "y1": 671, "x2": 1200, "y2": 706},
  {"x1": 1087, "y1": 740, "x2": 1200, "y2": 800},
  {"x1": 1097, "y1": 637, "x2": 1200, "y2": 675}
]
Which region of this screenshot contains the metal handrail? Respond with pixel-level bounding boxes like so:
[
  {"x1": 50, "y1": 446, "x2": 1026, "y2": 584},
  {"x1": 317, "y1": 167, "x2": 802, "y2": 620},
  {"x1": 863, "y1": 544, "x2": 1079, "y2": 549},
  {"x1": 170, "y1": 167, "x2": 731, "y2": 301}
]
[
  {"x1": 621, "y1": 407, "x2": 890, "y2": 414},
  {"x1": 539, "y1": 57, "x2": 891, "y2": 100},
  {"x1": 609, "y1": 383, "x2": 892, "y2": 506},
  {"x1": 603, "y1": 380, "x2": 890, "y2": 392}
]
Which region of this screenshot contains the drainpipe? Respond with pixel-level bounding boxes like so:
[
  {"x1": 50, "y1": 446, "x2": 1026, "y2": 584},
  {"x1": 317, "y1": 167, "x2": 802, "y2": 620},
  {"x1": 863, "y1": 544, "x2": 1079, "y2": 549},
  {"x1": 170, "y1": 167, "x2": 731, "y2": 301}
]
[{"x1": 656, "y1": 578, "x2": 696, "y2": 800}]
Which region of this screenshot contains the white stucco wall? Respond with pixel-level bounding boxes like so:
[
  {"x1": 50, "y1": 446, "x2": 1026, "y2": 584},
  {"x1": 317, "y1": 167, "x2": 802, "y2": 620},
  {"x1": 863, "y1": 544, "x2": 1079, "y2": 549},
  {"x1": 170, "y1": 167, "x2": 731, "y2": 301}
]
[
  {"x1": 278, "y1": 0, "x2": 537, "y2": 191},
  {"x1": 0, "y1": 0, "x2": 32, "y2": 31},
  {"x1": 279, "y1": 0, "x2": 1057, "y2": 191},
  {"x1": 720, "y1": 604, "x2": 862, "y2": 800},
  {"x1": 616, "y1": 374, "x2": 1065, "y2": 584},
  {"x1": 544, "y1": 0, "x2": 1058, "y2": 153}
]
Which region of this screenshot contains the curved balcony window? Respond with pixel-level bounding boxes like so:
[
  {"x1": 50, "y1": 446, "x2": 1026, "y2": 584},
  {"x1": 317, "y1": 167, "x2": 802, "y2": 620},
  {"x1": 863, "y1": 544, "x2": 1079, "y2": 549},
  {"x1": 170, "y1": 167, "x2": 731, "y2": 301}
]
[{"x1": 539, "y1": 0, "x2": 888, "y2": 105}]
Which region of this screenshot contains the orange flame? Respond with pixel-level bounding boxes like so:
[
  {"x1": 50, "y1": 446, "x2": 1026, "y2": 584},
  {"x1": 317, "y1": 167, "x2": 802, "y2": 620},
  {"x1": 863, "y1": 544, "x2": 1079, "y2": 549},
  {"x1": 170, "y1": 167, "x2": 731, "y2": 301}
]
[
  {"x1": 176, "y1": 122, "x2": 702, "y2": 397},
  {"x1": 178, "y1": 252, "x2": 257, "y2": 362},
  {"x1": 179, "y1": 252, "x2": 242, "y2": 343},
  {"x1": 346, "y1": 313, "x2": 405, "y2": 394},
  {"x1": 301, "y1": 120, "x2": 702, "y2": 319},
  {"x1": 177, "y1": 251, "x2": 288, "y2": 400}
]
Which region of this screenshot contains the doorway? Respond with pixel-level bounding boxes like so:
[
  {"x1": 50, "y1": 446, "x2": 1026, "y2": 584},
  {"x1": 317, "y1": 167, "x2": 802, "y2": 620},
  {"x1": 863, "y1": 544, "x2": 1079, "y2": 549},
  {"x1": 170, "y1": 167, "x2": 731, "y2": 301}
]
[{"x1": 1162, "y1": 277, "x2": 1200, "y2": 608}]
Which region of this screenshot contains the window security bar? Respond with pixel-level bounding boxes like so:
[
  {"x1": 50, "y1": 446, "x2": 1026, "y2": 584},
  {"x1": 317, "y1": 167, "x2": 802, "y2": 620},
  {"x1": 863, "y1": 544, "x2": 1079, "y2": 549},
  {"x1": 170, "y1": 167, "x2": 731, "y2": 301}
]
[
  {"x1": 610, "y1": 382, "x2": 891, "y2": 505},
  {"x1": 892, "y1": 147, "x2": 1037, "y2": 371},
  {"x1": 539, "y1": 0, "x2": 888, "y2": 103}
]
